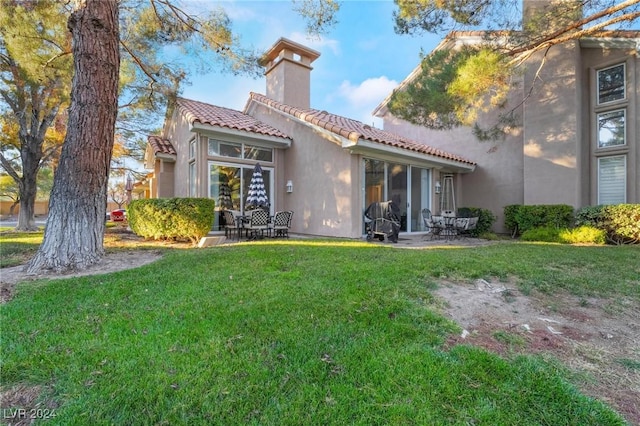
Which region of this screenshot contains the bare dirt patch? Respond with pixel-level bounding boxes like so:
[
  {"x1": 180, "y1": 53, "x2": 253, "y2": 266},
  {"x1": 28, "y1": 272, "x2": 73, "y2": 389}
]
[
  {"x1": 0, "y1": 250, "x2": 163, "y2": 304},
  {"x1": 434, "y1": 278, "x2": 640, "y2": 425}
]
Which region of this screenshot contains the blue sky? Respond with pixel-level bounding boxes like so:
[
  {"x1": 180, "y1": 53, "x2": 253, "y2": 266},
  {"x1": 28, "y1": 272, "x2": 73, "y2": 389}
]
[{"x1": 178, "y1": 1, "x2": 443, "y2": 127}]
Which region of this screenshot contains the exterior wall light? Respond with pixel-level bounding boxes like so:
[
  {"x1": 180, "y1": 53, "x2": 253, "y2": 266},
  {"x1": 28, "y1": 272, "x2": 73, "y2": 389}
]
[
  {"x1": 286, "y1": 180, "x2": 293, "y2": 193},
  {"x1": 435, "y1": 181, "x2": 441, "y2": 194}
]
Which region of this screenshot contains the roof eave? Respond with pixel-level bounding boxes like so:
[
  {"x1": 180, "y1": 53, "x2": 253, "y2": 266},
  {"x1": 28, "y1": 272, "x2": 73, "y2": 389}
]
[
  {"x1": 343, "y1": 138, "x2": 476, "y2": 173},
  {"x1": 191, "y1": 122, "x2": 292, "y2": 148}
]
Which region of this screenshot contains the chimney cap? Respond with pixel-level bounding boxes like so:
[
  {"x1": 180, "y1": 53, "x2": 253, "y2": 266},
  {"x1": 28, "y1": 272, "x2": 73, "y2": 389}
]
[{"x1": 260, "y1": 37, "x2": 321, "y2": 67}]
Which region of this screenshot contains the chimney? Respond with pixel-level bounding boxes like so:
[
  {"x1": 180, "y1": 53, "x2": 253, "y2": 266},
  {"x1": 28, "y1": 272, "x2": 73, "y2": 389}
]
[{"x1": 260, "y1": 38, "x2": 320, "y2": 109}]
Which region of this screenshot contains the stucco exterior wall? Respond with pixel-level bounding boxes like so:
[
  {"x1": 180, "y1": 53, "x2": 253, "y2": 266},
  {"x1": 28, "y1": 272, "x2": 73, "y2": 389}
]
[
  {"x1": 163, "y1": 109, "x2": 194, "y2": 197},
  {"x1": 250, "y1": 103, "x2": 363, "y2": 238},
  {"x1": 523, "y1": 41, "x2": 582, "y2": 207},
  {"x1": 380, "y1": 107, "x2": 524, "y2": 234}
]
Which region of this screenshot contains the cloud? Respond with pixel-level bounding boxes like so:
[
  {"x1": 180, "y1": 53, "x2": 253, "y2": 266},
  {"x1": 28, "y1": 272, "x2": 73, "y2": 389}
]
[{"x1": 337, "y1": 76, "x2": 398, "y2": 108}]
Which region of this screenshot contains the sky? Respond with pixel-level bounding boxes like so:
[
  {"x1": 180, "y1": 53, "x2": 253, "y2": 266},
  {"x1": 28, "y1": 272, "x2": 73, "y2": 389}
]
[{"x1": 177, "y1": 1, "x2": 443, "y2": 127}]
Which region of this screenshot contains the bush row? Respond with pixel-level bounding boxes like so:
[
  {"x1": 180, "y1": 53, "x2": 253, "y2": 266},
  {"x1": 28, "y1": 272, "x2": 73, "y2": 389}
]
[
  {"x1": 575, "y1": 204, "x2": 640, "y2": 245},
  {"x1": 504, "y1": 204, "x2": 574, "y2": 237},
  {"x1": 505, "y1": 203, "x2": 639, "y2": 245},
  {"x1": 128, "y1": 198, "x2": 215, "y2": 244}
]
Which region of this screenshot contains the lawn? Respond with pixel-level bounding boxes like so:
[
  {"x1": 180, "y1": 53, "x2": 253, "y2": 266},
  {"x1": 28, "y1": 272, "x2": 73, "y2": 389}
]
[{"x1": 1, "y1": 236, "x2": 639, "y2": 425}]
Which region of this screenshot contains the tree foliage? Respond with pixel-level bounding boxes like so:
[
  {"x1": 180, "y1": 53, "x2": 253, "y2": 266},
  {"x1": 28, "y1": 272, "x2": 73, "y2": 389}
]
[
  {"x1": 389, "y1": 0, "x2": 640, "y2": 139},
  {"x1": 0, "y1": 0, "x2": 71, "y2": 229}
]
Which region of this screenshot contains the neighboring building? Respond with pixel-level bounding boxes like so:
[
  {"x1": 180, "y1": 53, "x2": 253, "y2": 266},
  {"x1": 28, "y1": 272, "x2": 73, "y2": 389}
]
[
  {"x1": 374, "y1": 15, "x2": 639, "y2": 232},
  {"x1": 145, "y1": 38, "x2": 476, "y2": 238}
]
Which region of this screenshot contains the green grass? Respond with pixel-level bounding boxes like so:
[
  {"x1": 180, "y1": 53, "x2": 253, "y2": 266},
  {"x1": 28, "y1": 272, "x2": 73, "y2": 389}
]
[
  {"x1": 1, "y1": 240, "x2": 638, "y2": 425},
  {"x1": 0, "y1": 229, "x2": 44, "y2": 267}
]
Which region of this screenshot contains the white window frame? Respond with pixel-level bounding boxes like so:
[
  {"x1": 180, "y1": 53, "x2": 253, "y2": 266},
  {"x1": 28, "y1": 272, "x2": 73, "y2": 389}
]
[
  {"x1": 597, "y1": 155, "x2": 626, "y2": 205},
  {"x1": 208, "y1": 138, "x2": 273, "y2": 162},
  {"x1": 189, "y1": 139, "x2": 196, "y2": 159},
  {"x1": 597, "y1": 109, "x2": 626, "y2": 149},
  {"x1": 597, "y1": 63, "x2": 625, "y2": 105}
]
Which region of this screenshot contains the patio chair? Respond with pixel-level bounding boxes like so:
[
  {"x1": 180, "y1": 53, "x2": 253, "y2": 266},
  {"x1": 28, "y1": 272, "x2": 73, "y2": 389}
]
[
  {"x1": 245, "y1": 208, "x2": 270, "y2": 240},
  {"x1": 222, "y1": 210, "x2": 241, "y2": 240},
  {"x1": 422, "y1": 208, "x2": 442, "y2": 239},
  {"x1": 459, "y1": 217, "x2": 479, "y2": 238},
  {"x1": 454, "y1": 217, "x2": 470, "y2": 237},
  {"x1": 269, "y1": 210, "x2": 292, "y2": 238}
]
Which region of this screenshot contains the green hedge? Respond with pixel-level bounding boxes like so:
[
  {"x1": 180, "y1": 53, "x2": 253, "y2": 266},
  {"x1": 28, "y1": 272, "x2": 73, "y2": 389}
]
[
  {"x1": 504, "y1": 204, "x2": 574, "y2": 237},
  {"x1": 457, "y1": 207, "x2": 497, "y2": 237},
  {"x1": 576, "y1": 204, "x2": 640, "y2": 245},
  {"x1": 128, "y1": 198, "x2": 215, "y2": 244}
]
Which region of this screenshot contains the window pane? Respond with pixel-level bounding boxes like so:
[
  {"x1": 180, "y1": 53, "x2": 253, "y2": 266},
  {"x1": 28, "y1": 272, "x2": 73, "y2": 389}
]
[
  {"x1": 208, "y1": 139, "x2": 218, "y2": 155},
  {"x1": 598, "y1": 156, "x2": 626, "y2": 204},
  {"x1": 219, "y1": 142, "x2": 242, "y2": 158},
  {"x1": 210, "y1": 165, "x2": 241, "y2": 211},
  {"x1": 189, "y1": 162, "x2": 196, "y2": 196},
  {"x1": 189, "y1": 140, "x2": 196, "y2": 158},
  {"x1": 364, "y1": 158, "x2": 385, "y2": 207},
  {"x1": 598, "y1": 64, "x2": 625, "y2": 104},
  {"x1": 387, "y1": 163, "x2": 407, "y2": 231},
  {"x1": 598, "y1": 110, "x2": 625, "y2": 148},
  {"x1": 244, "y1": 145, "x2": 273, "y2": 162},
  {"x1": 208, "y1": 139, "x2": 242, "y2": 158}
]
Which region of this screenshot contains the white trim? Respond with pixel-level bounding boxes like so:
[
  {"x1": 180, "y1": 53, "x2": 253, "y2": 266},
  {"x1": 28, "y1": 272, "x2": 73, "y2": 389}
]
[
  {"x1": 596, "y1": 63, "x2": 626, "y2": 105},
  {"x1": 597, "y1": 108, "x2": 626, "y2": 149}
]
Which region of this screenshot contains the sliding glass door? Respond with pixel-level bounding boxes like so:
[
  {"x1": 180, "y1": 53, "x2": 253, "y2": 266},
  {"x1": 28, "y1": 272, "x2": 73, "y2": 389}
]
[{"x1": 363, "y1": 158, "x2": 431, "y2": 233}]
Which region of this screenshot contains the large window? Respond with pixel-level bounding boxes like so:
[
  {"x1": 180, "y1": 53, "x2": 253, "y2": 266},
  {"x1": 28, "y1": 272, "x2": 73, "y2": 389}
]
[
  {"x1": 598, "y1": 156, "x2": 626, "y2": 205},
  {"x1": 209, "y1": 163, "x2": 272, "y2": 211},
  {"x1": 597, "y1": 109, "x2": 625, "y2": 148},
  {"x1": 208, "y1": 138, "x2": 273, "y2": 162},
  {"x1": 597, "y1": 64, "x2": 625, "y2": 104}
]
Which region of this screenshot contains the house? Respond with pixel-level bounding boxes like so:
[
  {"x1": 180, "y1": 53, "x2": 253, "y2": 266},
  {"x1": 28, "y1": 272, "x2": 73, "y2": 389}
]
[
  {"x1": 144, "y1": 38, "x2": 476, "y2": 238},
  {"x1": 374, "y1": 5, "x2": 639, "y2": 232}
]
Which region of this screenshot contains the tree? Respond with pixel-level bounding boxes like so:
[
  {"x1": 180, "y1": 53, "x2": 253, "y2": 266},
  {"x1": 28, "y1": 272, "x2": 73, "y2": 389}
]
[
  {"x1": 108, "y1": 181, "x2": 127, "y2": 210},
  {"x1": 388, "y1": 0, "x2": 640, "y2": 138},
  {"x1": 0, "y1": 1, "x2": 71, "y2": 230},
  {"x1": 25, "y1": 0, "x2": 120, "y2": 272},
  {"x1": 24, "y1": 0, "x2": 267, "y2": 273}
]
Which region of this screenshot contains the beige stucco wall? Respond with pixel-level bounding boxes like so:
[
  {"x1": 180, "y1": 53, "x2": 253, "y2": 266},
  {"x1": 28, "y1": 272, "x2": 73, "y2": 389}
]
[
  {"x1": 522, "y1": 41, "x2": 582, "y2": 207},
  {"x1": 163, "y1": 109, "x2": 194, "y2": 197},
  {"x1": 379, "y1": 40, "x2": 639, "y2": 233},
  {"x1": 250, "y1": 103, "x2": 363, "y2": 238},
  {"x1": 380, "y1": 106, "x2": 524, "y2": 234}
]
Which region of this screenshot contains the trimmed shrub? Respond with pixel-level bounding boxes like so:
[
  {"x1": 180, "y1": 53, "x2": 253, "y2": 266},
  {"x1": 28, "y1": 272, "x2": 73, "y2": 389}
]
[
  {"x1": 559, "y1": 226, "x2": 606, "y2": 245},
  {"x1": 503, "y1": 204, "x2": 520, "y2": 237},
  {"x1": 128, "y1": 198, "x2": 215, "y2": 244},
  {"x1": 504, "y1": 204, "x2": 574, "y2": 237},
  {"x1": 520, "y1": 226, "x2": 562, "y2": 243},
  {"x1": 576, "y1": 204, "x2": 640, "y2": 245},
  {"x1": 457, "y1": 207, "x2": 497, "y2": 237}
]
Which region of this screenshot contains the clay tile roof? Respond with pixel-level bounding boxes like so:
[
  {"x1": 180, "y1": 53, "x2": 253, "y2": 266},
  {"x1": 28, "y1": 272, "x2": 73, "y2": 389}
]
[
  {"x1": 176, "y1": 97, "x2": 291, "y2": 140},
  {"x1": 147, "y1": 135, "x2": 176, "y2": 156},
  {"x1": 249, "y1": 93, "x2": 475, "y2": 166}
]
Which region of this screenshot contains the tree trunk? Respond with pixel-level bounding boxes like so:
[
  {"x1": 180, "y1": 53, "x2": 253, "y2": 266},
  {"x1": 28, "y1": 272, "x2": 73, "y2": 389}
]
[
  {"x1": 26, "y1": 0, "x2": 120, "y2": 273},
  {"x1": 16, "y1": 138, "x2": 42, "y2": 231}
]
